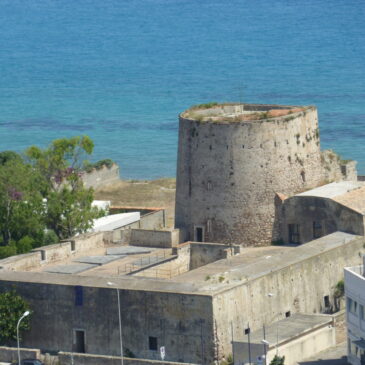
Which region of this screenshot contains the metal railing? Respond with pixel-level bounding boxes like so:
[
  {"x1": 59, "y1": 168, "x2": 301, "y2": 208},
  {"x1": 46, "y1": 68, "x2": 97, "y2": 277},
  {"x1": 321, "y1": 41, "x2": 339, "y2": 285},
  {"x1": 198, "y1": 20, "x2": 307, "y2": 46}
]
[
  {"x1": 117, "y1": 251, "x2": 171, "y2": 274},
  {"x1": 134, "y1": 263, "x2": 190, "y2": 279}
]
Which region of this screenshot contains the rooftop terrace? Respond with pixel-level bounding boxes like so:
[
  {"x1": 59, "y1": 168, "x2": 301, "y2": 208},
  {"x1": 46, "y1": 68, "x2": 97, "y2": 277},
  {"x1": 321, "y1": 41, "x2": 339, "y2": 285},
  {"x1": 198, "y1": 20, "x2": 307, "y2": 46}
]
[
  {"x1": 181, "y1": 103, "x2": 309, "y2": 123},
  {"x1": 0, "y1": 231, "x2": 360, "y2": 296}
]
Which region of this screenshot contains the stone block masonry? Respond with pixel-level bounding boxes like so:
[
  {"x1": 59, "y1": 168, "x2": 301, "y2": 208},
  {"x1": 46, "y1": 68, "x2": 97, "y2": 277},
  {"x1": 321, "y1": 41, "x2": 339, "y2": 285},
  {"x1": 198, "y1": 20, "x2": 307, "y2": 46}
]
[{"x1": 175, "y1": 103, "x2": 324, "y2": 246}]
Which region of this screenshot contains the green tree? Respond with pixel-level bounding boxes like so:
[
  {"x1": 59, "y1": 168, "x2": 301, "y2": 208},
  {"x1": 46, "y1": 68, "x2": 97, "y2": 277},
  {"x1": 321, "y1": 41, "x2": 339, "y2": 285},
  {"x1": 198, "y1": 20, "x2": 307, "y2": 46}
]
[
  {"x1": 0, "y1": 158, "x2": 45, "y2": 246},
  {"x1": 0, "y1": 290, "x2": 31, "y2": 345},
  {"x1": 270, "y1": 355, "x2": 285, "y2": 365},
  {"x1": 26, "y1": 136, "x2": 100, "y2": 239}
]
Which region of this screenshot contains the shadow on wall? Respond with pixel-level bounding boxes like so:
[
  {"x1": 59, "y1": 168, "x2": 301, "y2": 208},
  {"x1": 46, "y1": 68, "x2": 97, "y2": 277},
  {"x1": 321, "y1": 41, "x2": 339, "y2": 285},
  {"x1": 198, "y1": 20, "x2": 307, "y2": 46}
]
[
  {"x1": 272, "y1": 193, "x2": 286, "y2": 244},
  {"x1": 297, "y1": 357, "x2": 348, "y2": 365}
]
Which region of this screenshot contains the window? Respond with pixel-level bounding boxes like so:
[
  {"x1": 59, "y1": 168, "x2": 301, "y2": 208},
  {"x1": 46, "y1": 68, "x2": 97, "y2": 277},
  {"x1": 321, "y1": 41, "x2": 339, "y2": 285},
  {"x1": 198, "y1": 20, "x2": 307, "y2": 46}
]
[
  {"x1": 71, "y1": 240, "x2": 76, "y2": 251},
  {"x1": 360, "y1": 305, "x2": 365, "y2": 320},
  {"x1": 313, "y1": 221, "x2": 323, "y2": 239},
  {"x1": 285, "y1": 311, "x2": 291, "y2": 318},
  {"x1": 149, "y1": 336, "x2": 158, "y2": 351},
  {"x1": 75, "y1": 286, "x2": 83, "y2": 306},
  {"x1": 207, "y1": 181, "x2": 212, "y2": 191},
  {"x1": 40, "y1": 250, "x2": 46, "y2": 261},
  {"x1": 244, "y1": 328, "x2": 250, "y2": 335},
  {"x1": 288, "y1": 224, "x2": 300, "y2": 244},
  {"x1": 207, "y1": 220, "x2": 212, "y2": 233},
  {"x1": 348, "y1": 297, "x2": 358, "y2": 315},
  {"x1": 324, "y1": 295, "x2": 330, "y2": 308}
]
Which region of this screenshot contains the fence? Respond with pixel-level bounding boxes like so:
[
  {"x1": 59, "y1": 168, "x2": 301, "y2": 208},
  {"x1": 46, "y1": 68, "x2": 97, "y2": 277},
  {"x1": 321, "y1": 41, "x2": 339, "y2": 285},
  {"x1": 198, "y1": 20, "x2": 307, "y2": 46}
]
[
  {"x1": 118, "y1": 251, "x2": 172, "y2": 274},
  {"x1": 133, "y1": 264, "x2": 190, "y2": 279}
]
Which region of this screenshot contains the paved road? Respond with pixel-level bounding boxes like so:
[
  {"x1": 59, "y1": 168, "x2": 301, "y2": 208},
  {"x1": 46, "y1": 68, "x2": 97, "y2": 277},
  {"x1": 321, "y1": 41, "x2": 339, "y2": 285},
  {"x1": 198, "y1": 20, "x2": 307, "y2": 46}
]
[{"x1": 297, "y1": 342, "x2": 349, "y2": 365}]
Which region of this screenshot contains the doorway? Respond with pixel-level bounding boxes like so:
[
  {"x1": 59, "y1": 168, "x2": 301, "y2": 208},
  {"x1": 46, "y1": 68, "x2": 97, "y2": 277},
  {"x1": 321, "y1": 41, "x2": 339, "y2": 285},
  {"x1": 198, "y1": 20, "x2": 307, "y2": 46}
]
[
  {"x1": 194, "y1": 226, "x2": 204, "y2": 242},
  {"x1": 74, "y1": 329, "x2": 85, "y2": 353}
]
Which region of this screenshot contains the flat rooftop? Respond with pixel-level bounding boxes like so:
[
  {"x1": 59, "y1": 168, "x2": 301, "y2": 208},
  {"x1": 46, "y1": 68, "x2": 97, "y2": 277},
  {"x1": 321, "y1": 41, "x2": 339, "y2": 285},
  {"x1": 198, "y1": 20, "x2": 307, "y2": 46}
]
[
  {"x1": 0, "y1": 232, "x2": 360, "y2": 296},
  {"x1": 297, "y1": 181, "x2": 364, "y2": 199},
  {"x1": 296, "y1": 181, "x2": 365, "y2": 214}
]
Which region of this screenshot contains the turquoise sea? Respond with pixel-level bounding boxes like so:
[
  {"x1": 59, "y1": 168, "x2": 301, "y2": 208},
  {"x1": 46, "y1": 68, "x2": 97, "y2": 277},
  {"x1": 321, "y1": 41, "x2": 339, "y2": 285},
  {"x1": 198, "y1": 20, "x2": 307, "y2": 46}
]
[{"x1": 0, "y1": 0, "x2": 364, "y2": 178}]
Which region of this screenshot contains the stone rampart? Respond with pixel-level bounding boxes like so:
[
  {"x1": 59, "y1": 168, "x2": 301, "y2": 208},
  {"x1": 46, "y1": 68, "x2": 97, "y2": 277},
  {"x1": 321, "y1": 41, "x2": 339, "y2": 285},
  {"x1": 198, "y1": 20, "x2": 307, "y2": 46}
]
[
  {"x1": 212, "y1": 234, "x2": 365, "y2": 359},
  {"x1": 81, "y1": 163, "x2": 120, "y2": 189},
  {"x1": 321, "y1": 149, "x2": 357, "y2": 182}
]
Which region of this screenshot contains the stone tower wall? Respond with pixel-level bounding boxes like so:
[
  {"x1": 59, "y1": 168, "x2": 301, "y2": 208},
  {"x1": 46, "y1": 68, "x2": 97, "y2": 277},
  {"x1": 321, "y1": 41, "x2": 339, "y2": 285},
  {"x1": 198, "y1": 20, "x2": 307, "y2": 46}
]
[{"x1": 175, "y1": 105, "x2": 323, "y2": 246}]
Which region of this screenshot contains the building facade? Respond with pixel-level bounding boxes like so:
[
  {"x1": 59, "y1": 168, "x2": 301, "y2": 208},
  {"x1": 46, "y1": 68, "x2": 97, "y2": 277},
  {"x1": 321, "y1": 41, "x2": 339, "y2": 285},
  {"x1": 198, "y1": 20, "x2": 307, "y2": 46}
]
[{"x1": 345, "y1": 257, "x2": 365, "y2": 365}]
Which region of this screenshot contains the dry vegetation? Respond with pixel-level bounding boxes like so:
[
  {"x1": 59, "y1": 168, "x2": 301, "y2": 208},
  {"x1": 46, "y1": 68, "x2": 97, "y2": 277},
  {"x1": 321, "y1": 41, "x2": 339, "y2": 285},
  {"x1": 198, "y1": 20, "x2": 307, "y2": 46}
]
[{"x1": 94, "y1": 178, "x2": 176, "y2": 227}]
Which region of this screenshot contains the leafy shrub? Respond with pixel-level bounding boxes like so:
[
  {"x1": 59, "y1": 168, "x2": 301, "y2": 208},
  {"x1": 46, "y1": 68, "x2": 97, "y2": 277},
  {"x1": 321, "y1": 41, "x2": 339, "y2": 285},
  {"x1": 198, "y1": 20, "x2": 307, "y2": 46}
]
[
  {"x1": 334, "y1": 280, "x2": 345, "y2": 298},
  {"x1": 17, "y1": 236, "x2": 34, "y2": 254},
  {"x1": 220, "y1": 354, "x2": 233, "y2": 365},
  {"x1": 42, "y1": 229, "x2": 59, "y2": 246},
  {"x1": 0, "y1": 244, "x2": 17, "y2": 259},
  {"x1": 83, "y1": 159, "x2": 114, "y2": 172},
  {"x1": 270, "y1": 355, "x2": 285, "y2": 365}
]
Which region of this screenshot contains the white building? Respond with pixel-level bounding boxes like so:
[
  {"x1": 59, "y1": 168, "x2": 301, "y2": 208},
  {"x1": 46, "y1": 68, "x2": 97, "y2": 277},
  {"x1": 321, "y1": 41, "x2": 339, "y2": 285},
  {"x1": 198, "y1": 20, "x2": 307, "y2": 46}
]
[{"x1": 345, "y1": 256, "x2": 365, "y2": 365}]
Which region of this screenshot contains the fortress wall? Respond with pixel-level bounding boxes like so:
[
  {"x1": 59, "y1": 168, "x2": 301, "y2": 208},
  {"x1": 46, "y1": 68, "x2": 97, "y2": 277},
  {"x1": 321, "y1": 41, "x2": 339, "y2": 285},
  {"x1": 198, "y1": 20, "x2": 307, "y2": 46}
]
[
  {"x1": 0, "y1": 279, "x2": 214, "y2": 364},
  {"x1": 81, "y1": 163, "x2": 120, "y2": 189},
  {"x1": 321, "y1": 150, "x2": 357, "y2": 182},
  {"x1": 175, "y1": 106, "x2": 323, "y2": 246},
  {"x1": 211, "y1": 235, "x2": 365, "y2": 360}
]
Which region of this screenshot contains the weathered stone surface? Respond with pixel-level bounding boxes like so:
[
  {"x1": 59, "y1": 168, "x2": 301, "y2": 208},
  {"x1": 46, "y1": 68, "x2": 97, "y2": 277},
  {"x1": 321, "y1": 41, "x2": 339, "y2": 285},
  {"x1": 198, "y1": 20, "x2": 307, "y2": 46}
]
[{"x1": 175, "y1": 104, "x2": 325, "y2": 246}]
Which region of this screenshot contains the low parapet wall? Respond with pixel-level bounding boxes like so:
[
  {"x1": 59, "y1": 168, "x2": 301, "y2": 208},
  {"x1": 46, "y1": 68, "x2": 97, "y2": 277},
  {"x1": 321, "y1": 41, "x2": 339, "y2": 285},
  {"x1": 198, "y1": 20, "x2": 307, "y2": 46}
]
[
  {"x1": 0, "y1": 232, "x2": 106, "y2": 272},
  {"x1": 59, "y1": 352, "x2": 198, "y2": 365},
  {"x1": 130, "y1": 229, "x2": 180, "y2": 248},
  {"x1": 189, "y1": 242, "x2": 241, "y2": 269},
  {"x1": 0, "y1": 346, "x2": 40, "y2": 363}
]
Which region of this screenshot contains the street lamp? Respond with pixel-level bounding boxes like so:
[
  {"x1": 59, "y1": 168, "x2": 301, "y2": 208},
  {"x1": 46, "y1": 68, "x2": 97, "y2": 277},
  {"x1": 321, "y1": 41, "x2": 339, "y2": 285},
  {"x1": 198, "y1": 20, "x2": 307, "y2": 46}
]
[
  {"x1": 17, "y1": 310, "x2": 30, "y2": 365},
  {"x1": 107, "y1": 282, "x2": 123, "y2": 365},
  {"x1": 261, "y1": 339, "x2": 269, "y2": 365}
]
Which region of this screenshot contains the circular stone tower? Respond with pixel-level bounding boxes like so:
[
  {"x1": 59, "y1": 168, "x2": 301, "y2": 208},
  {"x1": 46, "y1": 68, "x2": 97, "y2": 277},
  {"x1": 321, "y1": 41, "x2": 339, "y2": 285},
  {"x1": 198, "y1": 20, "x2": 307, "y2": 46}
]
[{"x1": 174, "y1": 103, "x2": 323, "y2": 246}]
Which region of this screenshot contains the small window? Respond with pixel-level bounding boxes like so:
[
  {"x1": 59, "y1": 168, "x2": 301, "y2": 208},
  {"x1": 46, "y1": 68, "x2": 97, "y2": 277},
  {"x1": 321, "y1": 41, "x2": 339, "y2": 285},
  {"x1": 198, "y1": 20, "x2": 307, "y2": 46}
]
[
  {"x1": 360, "y1": 305, "x2": 365, "y2": 320},
  {"x1": 285, "y1": 311, "x2": 291, "y2": 318},
  {"x1": 149, "y1": 336, "x2": 158, "y2": 351},
  {"x1": 313, "y1": 221, "x2": 322, "y2": 239},
  {"x1": 75, "y1": 286, "x2": 83, "y2": 306},
  {"x1": 207, "y1": 181, "x2": 212, "y2": 191},
  {"x1": 288, "y1": 224, "x2": 300, "y2": 244},
  {"x1": 40, "y1": 250, "x2": 46, "y2": 261},
  {"x1": 348, "y1": 297, "x2": 358, "y2": 315},
  {"x1": 244, "y1": 328, "x2": 250, "y2": 335},
  {"x1": 207, "y1": 220, "x2": 212, "y2": 233},
  {"x1": 71, "y1": 240, "x2": 76, "y2": 251},
  {"x1": 301, "y1": 170, "x2": 306, "y2": 182},
  {"x1": 324, "y1": 295, "x2": 330, "y2": 308}
]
